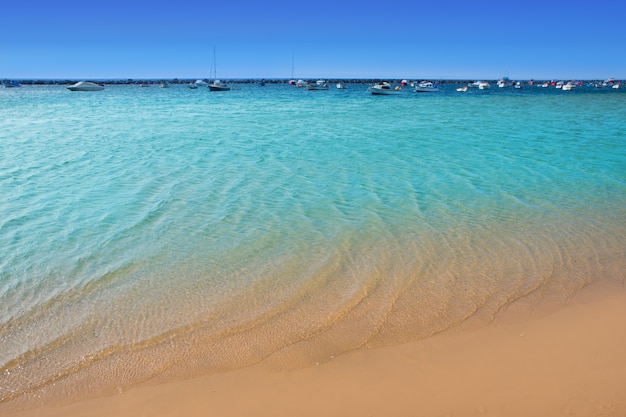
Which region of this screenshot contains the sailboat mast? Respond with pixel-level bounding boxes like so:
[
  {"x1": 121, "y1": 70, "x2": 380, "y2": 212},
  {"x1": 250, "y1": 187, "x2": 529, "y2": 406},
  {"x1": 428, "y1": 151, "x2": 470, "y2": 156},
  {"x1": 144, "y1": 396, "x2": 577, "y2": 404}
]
[{"x1": 213, "y1": 45, "x2": 217, "y2": 81}]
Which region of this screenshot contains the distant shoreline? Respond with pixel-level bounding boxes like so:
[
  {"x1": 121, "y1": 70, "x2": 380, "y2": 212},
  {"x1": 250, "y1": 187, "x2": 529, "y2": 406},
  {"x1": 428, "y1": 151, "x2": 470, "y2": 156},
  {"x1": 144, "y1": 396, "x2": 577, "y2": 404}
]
[{"x1": 2, "y1": 77, "x2": 622, "y2": 86}]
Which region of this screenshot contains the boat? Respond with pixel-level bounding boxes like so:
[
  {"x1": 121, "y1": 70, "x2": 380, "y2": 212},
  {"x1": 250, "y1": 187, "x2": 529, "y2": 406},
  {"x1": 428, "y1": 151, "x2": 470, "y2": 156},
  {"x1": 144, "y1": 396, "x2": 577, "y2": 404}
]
[
  {"x1": 456, "y1": 86, "x2": 468, "y2": 92},
  {"x1": 288, "y1": 53, "x2": 297, "y2": 85},
  {"x1": 3, "y1": 80, "x2": 21, "y2": 88},
  {"x1": 413, "y1": 81, "x2": 439, "y2": 93},
  {"x1": 305, "y1": 79, "x2": 329, "y2": 90},
  {"x1": 370, "y1": 82, "x2": 402, "y2": 95},
  {"x1": 612, "y1": 83, "x2": 621, "y2": 89},
  {"x1": 336, "y1": 82, "x2": 347, "y2": 89},
  {"x1": 67, "y1": 81, "x2": 105, "y2": 91},
  {"x1": 497, "y1": 77, "x2": 512, "y2": 88},
  {"x1": 514, "y1": 82, "x2": 522, "y2": 89},
  {"x1": 562, "y1": 81, "x2": 576, "y2": 91},
  {"x1": 469, "y1": 80, "x2": 490, "y2": 89},
  {"x1": 187, "y1": 83, "x2": 198, "y2": 90},
  {"x1": 159, "y1": 81, "x2": 169, "y2": 88},
  {"x1": 208, "y1": 46, "x2": 230, "y2": 92},
  {"x1": 208, "y1": 80, "x2": 230, "y2": 92}
]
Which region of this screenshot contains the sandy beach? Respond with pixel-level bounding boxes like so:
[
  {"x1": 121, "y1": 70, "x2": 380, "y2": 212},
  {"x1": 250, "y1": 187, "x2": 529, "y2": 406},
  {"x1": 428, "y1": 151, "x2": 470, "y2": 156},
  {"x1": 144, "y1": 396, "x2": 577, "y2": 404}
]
[{"x1": 5, "y1": 280, "x2": 624, "y2": 417}]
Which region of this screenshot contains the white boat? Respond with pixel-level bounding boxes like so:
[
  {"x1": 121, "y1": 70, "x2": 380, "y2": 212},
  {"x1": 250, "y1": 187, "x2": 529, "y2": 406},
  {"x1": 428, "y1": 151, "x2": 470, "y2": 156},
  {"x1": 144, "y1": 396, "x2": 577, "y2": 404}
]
[
  {"x1": 305, "y1": 79, "x2": 329, "y2": 90},
  {"x1": 67, "y1": 81, "x2": 104, "y2": 91},
  {"x1": 336, "y1": 82, "x2": 347, "y2": 89},
  {"x1": 469, "y1": 80, "x2": 490, "y2": 89},
  {"x1": 562, "y1": 81, "x2": 576, "y2": 91},
  {"x1": 612, "y1": 83, "x2": 621, "y2": 89},
  {"x1": 514, "y1": 82, "x2": 522, "y2": 89},
  {"x1": 497, "y1": 77, "x2": 512, "y2": 88},
  {"x1": 414, "y1": 81, "x2": 439, "y2": 92},
  {"x1": 370, "y1": 82, "x2": 402, "y2": 95},
  {"x1": 456, "y1": 86, "x2": 468, "y2": 92},
  {"x1": 208, "y1": 46, "x2": 230, "y2": 92}
]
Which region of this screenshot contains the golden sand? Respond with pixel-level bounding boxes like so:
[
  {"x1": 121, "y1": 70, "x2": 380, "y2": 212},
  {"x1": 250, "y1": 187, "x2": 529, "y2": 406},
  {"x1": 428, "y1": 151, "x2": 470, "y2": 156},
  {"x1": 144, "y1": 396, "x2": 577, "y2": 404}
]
[{"x1": 6, "y1": 283, "x2": 626, "y2": 417}]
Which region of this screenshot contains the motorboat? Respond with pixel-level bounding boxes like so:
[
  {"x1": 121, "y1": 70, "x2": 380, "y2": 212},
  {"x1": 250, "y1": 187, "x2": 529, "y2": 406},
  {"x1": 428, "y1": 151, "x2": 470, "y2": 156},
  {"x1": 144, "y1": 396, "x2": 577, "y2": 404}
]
[
  {"x1": 305, "y1": 79, "x2": 329, "y2": 90},
  {"x1": 562, "y1": 81, "x2": 576, "y2": 91},
  {"x1": 414, "y1": 81, "x2": 439, "y2": 92},
  {"x1": 208, "y1": 80, "x2": 230, "y2": 91},
  {"x1": 469, "y1": 80, "x2": 490, "y2": 89},
  {"x1": 336, "y1": 82, "x2": 347, "y2": 89},
  {"x1": 3, "y1": 80, "x2": 21, "y2": 88},
  {"x1": 497, "y1": 77, "x2": 512, "y2": 88},
  {"x1": 370, "y1": 82, "x2": 402, "y2": 95},
  {"x1": 67, "y1": 81, "x2": 105, "y2": 91},
  {"x1": 456, "y1": 86, "x2": 468, "y2": 92},
  {"x1": 612, "y1": 83, "x2": 621, "y2": 89}
]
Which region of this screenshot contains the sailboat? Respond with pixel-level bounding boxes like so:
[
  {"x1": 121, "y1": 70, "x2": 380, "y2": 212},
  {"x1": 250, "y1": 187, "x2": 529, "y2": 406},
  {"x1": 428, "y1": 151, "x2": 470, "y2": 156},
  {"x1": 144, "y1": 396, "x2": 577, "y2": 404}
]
[
  {"x1": 288, "y1": 53, "x2": 297, "y2": 85},
  {"x1": 208, "y1": 46, "x2": 230, "y2": 92}
]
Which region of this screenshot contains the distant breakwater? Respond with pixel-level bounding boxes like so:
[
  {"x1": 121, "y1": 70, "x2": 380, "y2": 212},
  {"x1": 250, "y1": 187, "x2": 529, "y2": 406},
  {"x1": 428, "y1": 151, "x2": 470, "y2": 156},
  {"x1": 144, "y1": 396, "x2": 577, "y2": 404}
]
[{"x1": 3, "y1": 78, "x2": 621, "y2": 86}]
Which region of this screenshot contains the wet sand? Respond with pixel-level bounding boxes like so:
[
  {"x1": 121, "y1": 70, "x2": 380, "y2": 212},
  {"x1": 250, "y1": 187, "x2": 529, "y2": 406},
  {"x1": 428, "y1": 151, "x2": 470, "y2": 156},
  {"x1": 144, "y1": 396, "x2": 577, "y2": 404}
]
[{"x1": 6, "y1": 282, "x2": 626, "y2": 417}]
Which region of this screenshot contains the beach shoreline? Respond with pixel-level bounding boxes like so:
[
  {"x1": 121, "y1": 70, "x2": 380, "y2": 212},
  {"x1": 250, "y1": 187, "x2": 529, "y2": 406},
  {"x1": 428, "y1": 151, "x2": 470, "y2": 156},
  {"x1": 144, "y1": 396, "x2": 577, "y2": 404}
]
[{"x1": 5, "y1": 278, "x2": 625, "y2": 417}]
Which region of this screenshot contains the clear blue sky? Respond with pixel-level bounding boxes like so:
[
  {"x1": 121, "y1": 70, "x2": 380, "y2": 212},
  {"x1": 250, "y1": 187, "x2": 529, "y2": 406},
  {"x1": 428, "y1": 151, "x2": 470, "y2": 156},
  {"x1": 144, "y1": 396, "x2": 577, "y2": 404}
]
[{"x1": 2, "y1": 0, "x2": 625, "y2": 80}]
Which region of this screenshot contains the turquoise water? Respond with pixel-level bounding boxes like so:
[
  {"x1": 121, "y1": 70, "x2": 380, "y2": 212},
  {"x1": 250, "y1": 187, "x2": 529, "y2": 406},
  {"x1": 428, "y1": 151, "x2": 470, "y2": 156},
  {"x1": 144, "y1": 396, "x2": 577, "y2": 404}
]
[{"x1": 1, "y1": 83, "x2": 625, "y2": 408}]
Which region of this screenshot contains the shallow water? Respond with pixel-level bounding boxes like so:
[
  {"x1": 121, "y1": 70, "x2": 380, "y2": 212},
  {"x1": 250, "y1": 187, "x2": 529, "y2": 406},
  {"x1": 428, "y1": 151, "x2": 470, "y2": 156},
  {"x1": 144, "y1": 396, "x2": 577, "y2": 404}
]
[{"x1": 1, "y1": 83, "x2": 625, "y2": 408}]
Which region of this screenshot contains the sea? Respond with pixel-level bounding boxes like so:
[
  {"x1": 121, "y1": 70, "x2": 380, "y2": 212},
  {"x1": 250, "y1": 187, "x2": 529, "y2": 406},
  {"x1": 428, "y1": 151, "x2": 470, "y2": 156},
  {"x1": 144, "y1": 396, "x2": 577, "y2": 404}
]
[{"x1": 1, "y1": 82, "x2": 625, "y2": 410}]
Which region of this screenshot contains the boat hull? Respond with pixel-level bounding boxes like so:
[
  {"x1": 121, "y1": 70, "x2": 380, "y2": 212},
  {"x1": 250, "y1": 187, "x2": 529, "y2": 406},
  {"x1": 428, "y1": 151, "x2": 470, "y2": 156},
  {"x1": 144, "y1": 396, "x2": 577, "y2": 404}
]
[
  {"x1": 414, "y1": 86, "x2": 439, "y2": 93},
  {"x1": 208, "y1": 84, "x2": 231, "y2": 92},
  {"x1": 305, "y1": 85, "x2": 329, "y2": 90},
  {"x1": 371, "y1": 87, "x2": 401, "y2": 95},
  {"x1": 67, "y1": 82, "x2": 104, "y2": 92}
]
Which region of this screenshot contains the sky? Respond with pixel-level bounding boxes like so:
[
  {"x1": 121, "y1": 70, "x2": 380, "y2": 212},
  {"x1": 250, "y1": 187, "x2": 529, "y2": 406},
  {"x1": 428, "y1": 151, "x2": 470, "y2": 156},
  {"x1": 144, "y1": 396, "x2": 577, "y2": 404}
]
[{"x1": 2, "y1": 0, "x2": 625, "y2": 80}]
